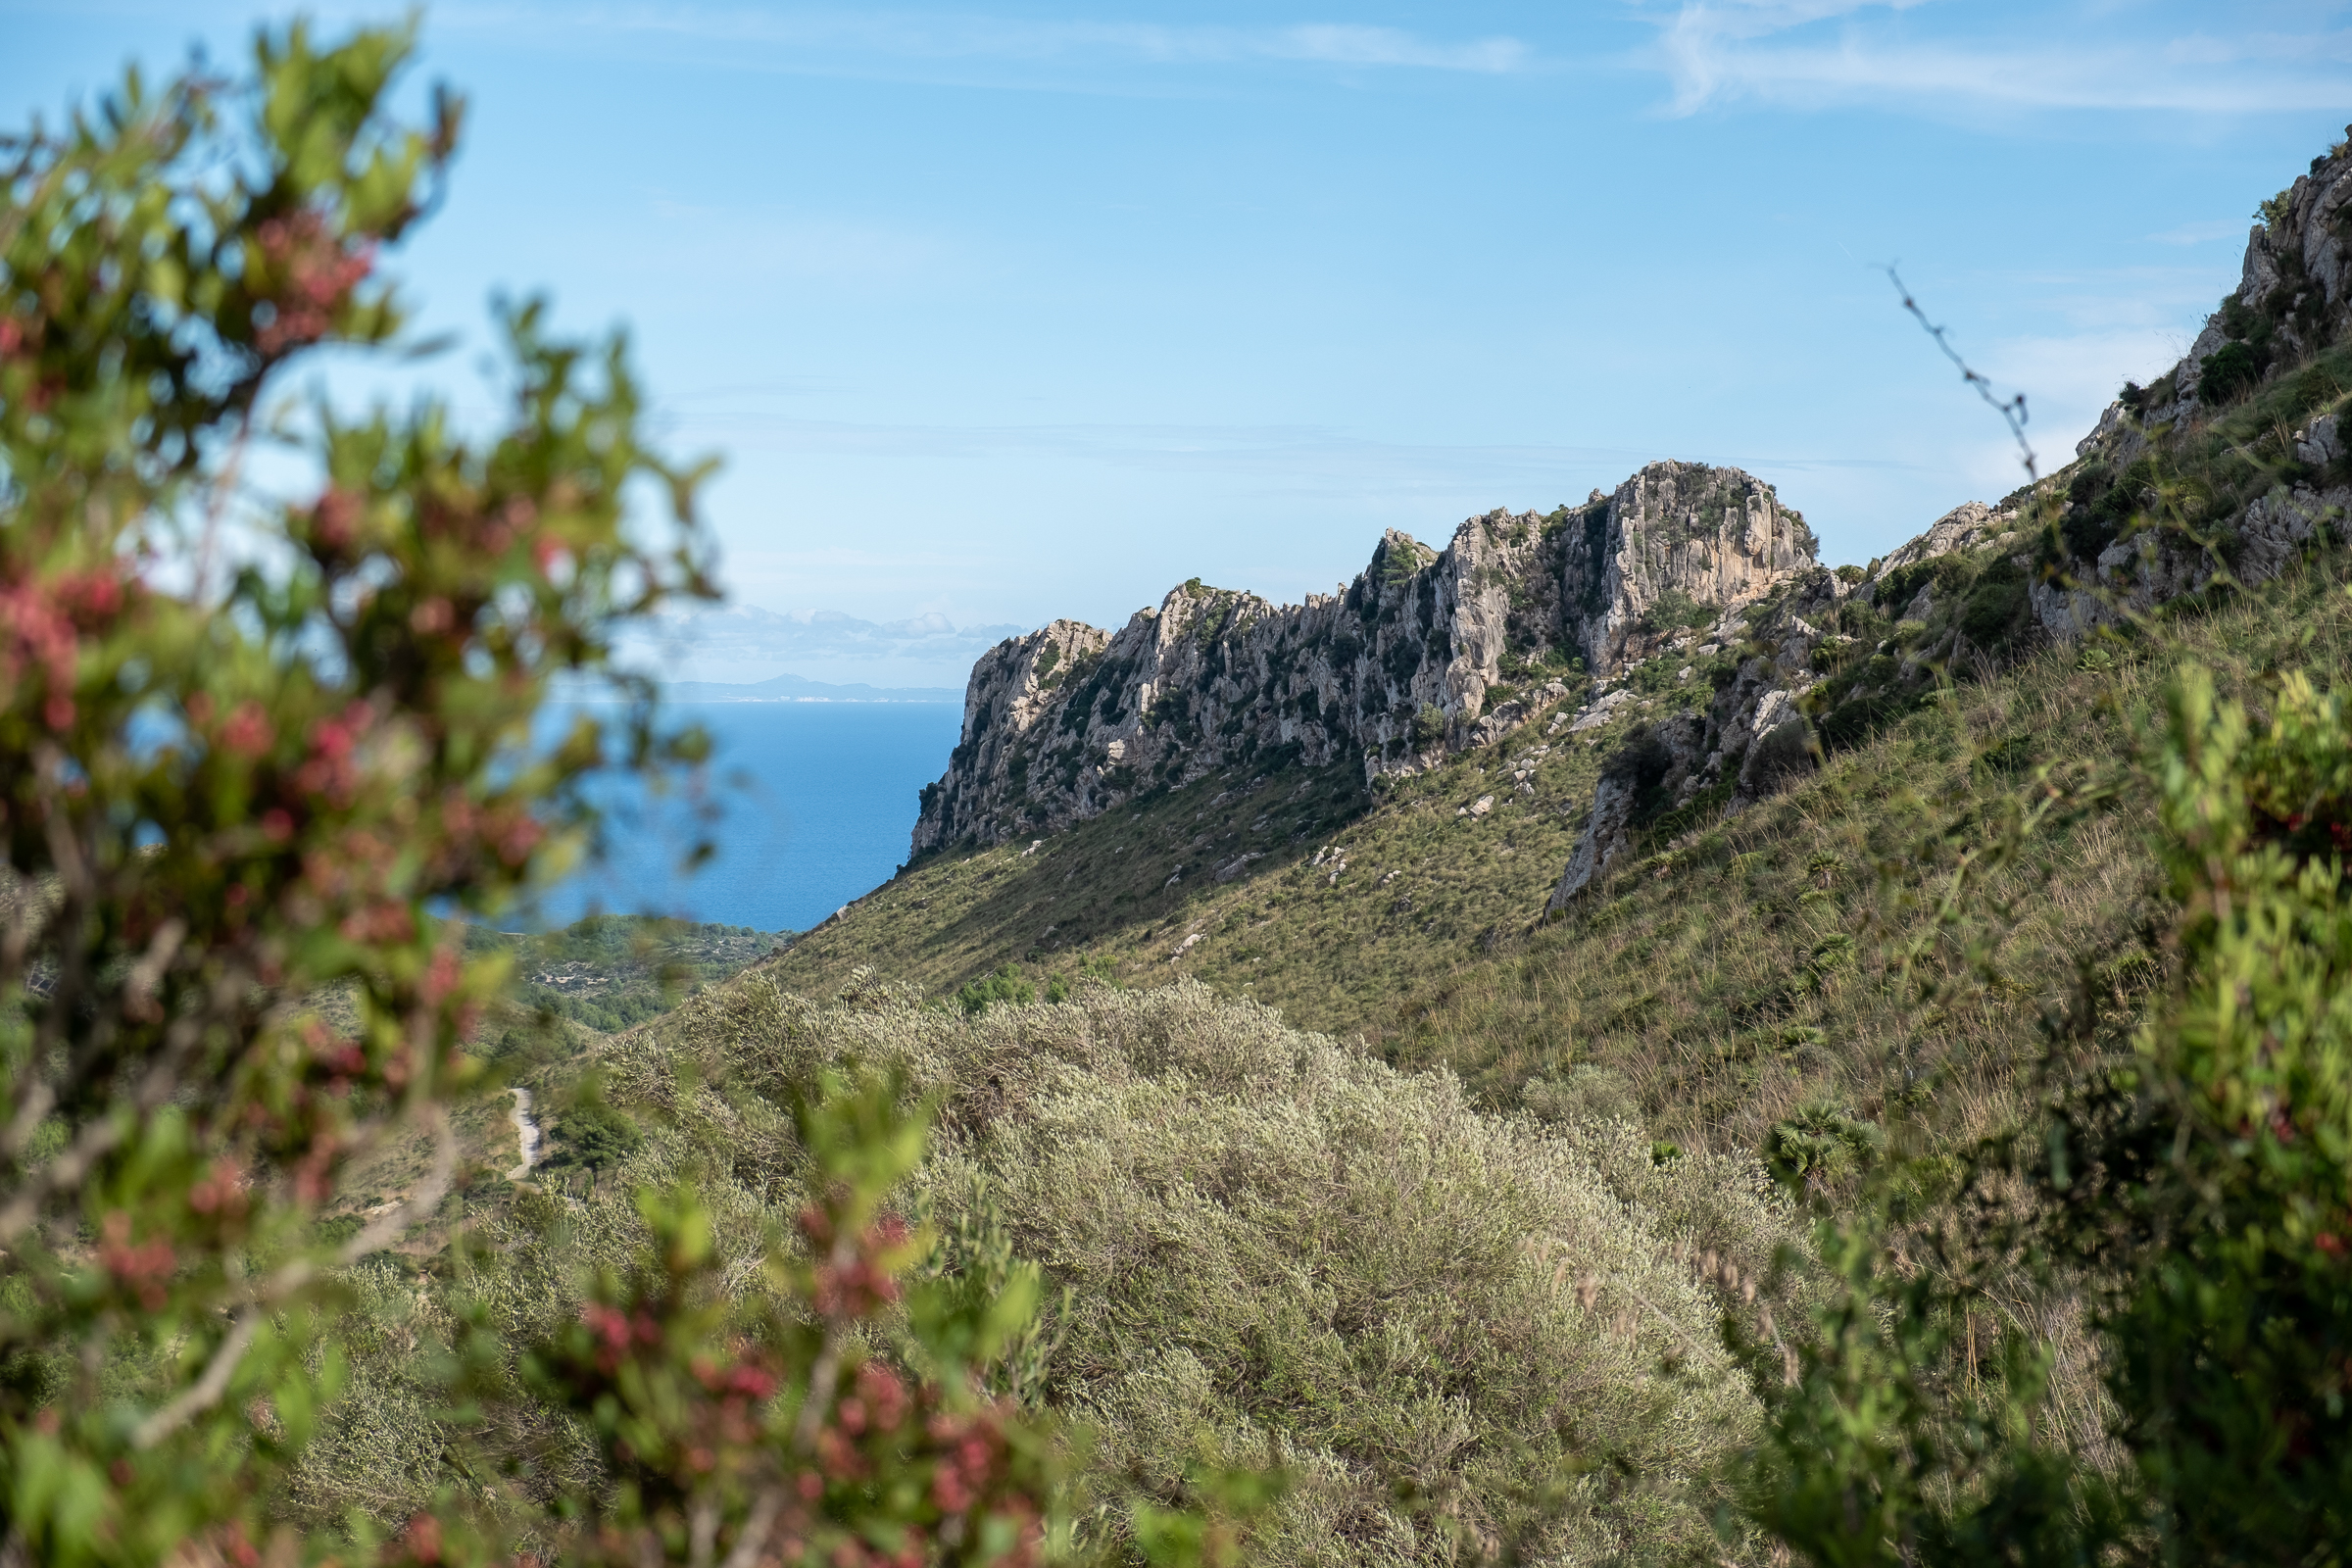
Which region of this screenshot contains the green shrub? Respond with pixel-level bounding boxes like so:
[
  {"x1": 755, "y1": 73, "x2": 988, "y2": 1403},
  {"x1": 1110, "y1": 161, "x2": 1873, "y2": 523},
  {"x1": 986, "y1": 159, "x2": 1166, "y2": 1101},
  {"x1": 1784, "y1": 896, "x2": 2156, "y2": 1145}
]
[
  {"x1": 342, "y1": 979, "x2": 1813, "y2": 1565},
  {"x1": 2201, "y1": 339, "x2": 2266, "y2": 403},
  {"x1": 1744, "y1": 659, "x2": 2352, "y2": 1565},
  {"x1": 1647, "y1": 588, "x2": 1718, "y2": 632},
  {"x1": 1958, "y1": 558, "x2": 2031, "y2": 647},
  {"x1": 548, "y1": 1096, "x2": 643, "y2": 1169},
  {"x1": 1746, "y1": 719, "x2": 1818, "y2": 794},
  {"x1": 956, "y1": 963, "x2": 1036, "y2": 1015},
  {"x1": 2050, "y1": 665, "x2": 2352, "y2": 1552}
]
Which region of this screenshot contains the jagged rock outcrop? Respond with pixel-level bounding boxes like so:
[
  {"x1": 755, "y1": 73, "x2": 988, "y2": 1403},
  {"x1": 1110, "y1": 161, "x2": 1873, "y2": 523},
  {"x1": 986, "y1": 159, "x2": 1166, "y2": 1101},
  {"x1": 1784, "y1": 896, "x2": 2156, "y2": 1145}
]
[
  {"x1": 1871, "y1": 502, "x2": 2002, "y2": 579},
  {"x1": 1562, "y1": 133, "x2": 2352, "y2": 912},
  {"x1": 1571, "y1": 462, "x2": 1817, "y2": 670},
  {"x1": 2034, "y1": 131, "x2": 2352, "y2": 639},
  {"x1": 1545, "y1": 565, "x2": 1852, "y2": 910},
  {"x1": 911, "y1": 462, "x2": 1818, "y2": 854}
]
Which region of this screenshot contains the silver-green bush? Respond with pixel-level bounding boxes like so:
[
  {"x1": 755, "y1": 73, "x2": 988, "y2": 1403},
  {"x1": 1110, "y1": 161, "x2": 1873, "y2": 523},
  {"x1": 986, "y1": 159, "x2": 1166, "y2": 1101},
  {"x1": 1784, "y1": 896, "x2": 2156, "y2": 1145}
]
[{"x1": 302, "y1": 976, "x2": 1808, "y2": 1562}]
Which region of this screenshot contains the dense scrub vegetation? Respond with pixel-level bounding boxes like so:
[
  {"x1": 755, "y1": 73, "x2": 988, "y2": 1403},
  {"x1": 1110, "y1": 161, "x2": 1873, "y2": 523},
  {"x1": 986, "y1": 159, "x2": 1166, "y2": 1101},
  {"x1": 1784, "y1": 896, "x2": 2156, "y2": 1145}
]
[
  {"x1": 298, "y1": 982, "x2": 1813, "y2": 1562},
  {"x1": 11, "y1": 15, "x2": 2352, "y2": 1566}
]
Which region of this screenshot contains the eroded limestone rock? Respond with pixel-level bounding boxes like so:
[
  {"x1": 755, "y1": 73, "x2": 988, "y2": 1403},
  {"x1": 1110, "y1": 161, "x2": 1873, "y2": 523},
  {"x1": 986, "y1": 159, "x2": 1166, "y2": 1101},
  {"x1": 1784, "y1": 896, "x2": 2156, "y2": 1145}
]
[{"x1": 911, "y1": 462, "x2": 1819, "y2": 854}]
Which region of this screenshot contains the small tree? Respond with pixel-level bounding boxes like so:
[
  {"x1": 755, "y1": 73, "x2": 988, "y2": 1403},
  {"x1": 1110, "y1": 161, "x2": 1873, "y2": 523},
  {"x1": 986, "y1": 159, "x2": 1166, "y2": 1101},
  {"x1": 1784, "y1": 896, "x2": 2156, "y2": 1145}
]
[{"x1": 0, "y1": 21, "x2": 1128, "y2": 1566}]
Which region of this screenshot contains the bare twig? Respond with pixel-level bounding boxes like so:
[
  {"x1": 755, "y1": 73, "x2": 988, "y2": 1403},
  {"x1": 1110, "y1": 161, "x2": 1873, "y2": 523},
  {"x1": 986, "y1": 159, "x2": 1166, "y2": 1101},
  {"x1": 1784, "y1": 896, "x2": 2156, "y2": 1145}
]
[
  {"x1": 1884, "y1": 265, "x2": 2039, "y2": 484},
  {"x1": 718, "y1": 1487, "x2": 785, "y2": 1568},
  {"x1": 132, "y1": 1308, "x2": 262, "y2": 1451},
  {"x1": 129, "y1": 1108, "x2": 458, "y2": 1451}
]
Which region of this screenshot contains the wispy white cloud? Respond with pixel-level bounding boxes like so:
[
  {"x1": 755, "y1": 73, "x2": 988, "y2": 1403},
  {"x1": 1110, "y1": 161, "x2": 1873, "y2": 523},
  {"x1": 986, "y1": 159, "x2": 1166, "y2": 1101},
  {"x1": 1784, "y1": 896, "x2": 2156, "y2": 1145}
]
[
  {"x1": 438, "y1": 5, "x2": 1531, "y2": 76},
  {"x1": 1640, "y1": 0, "x2": 2352, "y2": 116},
  {"x1": 653, "y1": 415, "x2": 1924, "y2": 491},
  {"x1": 2144, "y1": 219, "x2": 2253, "y2": 246}
]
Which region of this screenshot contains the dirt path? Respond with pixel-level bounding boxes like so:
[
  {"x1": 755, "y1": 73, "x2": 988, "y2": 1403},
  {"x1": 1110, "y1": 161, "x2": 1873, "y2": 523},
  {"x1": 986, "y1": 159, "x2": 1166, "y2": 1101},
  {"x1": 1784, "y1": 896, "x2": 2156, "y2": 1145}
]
[{"x1": 507, "y1": 1087, "x2": 541, "y2": 1180}]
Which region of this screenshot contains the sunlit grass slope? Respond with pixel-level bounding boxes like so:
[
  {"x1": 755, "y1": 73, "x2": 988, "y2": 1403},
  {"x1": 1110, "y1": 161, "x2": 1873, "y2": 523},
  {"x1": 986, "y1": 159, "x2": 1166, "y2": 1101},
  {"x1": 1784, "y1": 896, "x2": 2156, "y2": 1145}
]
[{"x1": 772, "y1": 549, "x2": 2352, "y2": 1161}]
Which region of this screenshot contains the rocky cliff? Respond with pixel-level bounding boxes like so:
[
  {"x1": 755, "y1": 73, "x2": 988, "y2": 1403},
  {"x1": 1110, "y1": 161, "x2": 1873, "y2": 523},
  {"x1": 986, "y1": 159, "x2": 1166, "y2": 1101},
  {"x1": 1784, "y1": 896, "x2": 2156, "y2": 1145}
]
[
  {"x1": 1545, "y1": 130, "x2": 2352, "y2": 909},
  {"x1": 915, "y1": 132, "x2": 2352, "y2": 901},
  {"x1": 2034, "y1": 130, "x2": 2352, "y2": 636},
  {"x1": 910, "y1": 461, "x2": 1816, "y2": 855}
]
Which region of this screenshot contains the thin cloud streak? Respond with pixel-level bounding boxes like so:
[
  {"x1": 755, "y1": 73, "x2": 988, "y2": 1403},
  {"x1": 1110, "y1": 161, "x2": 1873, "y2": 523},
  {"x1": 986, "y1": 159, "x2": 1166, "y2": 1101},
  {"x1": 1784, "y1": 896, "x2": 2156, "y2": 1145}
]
[
  {"x1": 658, "y1": 414, "x2": 1930, "y2": 480},
  {"x1": 437, "y1": 5, "x2": 1533, "y2": 75},
  {"x1": 2145, "y1": 220, "x2": 2254, "y2": 247},
  {"x1": 1644, "y1": 1, "x2": 2352, "y2": 116}
]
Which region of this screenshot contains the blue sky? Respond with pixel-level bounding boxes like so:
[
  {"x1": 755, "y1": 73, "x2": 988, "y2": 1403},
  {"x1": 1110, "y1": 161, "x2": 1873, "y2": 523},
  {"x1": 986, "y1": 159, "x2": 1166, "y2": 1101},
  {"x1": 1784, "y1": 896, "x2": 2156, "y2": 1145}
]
[{"x1": 9, "y1": 2, "x2": 2352, "y2": 681}]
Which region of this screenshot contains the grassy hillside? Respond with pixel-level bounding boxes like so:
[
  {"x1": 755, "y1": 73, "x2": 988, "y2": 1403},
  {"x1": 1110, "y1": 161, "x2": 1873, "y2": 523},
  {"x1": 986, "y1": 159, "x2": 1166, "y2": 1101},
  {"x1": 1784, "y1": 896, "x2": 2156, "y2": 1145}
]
[
  {"x1": 768, "y1": 547, "x2": 2352, "y2": 1172},
  {"x1": 766, "y1": 644, "x2": 1750, "y2": 1041}
]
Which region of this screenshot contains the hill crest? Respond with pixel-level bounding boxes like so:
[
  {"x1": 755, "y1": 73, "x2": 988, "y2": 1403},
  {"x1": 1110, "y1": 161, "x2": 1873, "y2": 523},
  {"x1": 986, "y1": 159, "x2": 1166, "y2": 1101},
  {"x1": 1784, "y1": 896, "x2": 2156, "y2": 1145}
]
[{"x1": 913, "y1": 459, "x2": 1816, "y2": 856}]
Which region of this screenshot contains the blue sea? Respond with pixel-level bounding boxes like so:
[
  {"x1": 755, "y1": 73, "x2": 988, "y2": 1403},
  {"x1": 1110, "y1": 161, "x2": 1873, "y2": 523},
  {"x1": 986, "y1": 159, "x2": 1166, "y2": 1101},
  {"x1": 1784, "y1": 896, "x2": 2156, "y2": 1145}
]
[{"x1": 538, "y1": 702, "x2": 964, "y2": 934}]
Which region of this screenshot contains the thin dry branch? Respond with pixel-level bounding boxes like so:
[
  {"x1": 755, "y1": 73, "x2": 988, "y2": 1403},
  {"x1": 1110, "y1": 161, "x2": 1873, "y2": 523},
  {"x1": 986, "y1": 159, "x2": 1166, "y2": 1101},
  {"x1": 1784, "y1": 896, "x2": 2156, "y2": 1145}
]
[{"x1": 130, "y1": 1108, "x2": 458, "y2": 1452}]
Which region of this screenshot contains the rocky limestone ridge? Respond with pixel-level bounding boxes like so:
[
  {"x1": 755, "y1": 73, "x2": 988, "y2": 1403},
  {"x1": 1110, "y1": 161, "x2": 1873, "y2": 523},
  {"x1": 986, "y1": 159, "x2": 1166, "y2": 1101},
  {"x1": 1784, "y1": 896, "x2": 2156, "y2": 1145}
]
[
  {"x1": 1544, "y1": 501, "x2": 2026, "y2": 910},
  {"x1": 910, "y1": 461, "x2": 1817, "y2": 855},
  {"x1": 1548, "y1": 130, "x2": 2352, "y2": 911},
  {"x1": 2036, "y1": 130, "x2": 2352, "y2": 638}
]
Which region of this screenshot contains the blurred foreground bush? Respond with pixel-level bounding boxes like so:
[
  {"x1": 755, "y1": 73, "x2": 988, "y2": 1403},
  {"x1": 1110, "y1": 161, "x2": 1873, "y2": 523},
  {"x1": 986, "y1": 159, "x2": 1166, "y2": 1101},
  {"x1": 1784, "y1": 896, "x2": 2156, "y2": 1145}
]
[{"x1": 0, "y1": 20, "x2": 1093, "y2": 1566}]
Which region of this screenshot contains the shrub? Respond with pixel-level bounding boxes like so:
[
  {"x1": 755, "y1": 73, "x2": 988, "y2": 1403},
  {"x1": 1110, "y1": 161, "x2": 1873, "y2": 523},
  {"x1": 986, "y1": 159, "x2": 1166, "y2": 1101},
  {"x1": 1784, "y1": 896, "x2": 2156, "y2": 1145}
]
[
  {"x1": 1647, "y1": 588, "x2": 1717, "y2": 632},
  {"x1": 2200, "y1": 339, "x2": 2266, "y2": 403},
  {"x1": 1958, "y1": 559, "x2": 2031, "y2": 647},
  {"x1": 425, "y1": 979, "x2": 1816, "y2": 1566},
  {"x1": 0, "y1": 24, "x2": 1085, "y2": 1566},
  {"x1": 1745, "y1": 719, "x2": 1818, "y2": 794},
  {"x1": 1522, "y1": 1064, "x2": 1642, "y2": 1124},
  {"x1": 548, "y1": 1096, "x2": 643, "y2": 1170},
  {"x1": 956, "y1": 964, "x2": 1036, "y2": 1015},
  {"x1": 1743, "y1": 660, "x2": 2352, "y2": 1565},
  {"x1": 2047, "y1": 665, "x2": 2352, "y2": 1552}
]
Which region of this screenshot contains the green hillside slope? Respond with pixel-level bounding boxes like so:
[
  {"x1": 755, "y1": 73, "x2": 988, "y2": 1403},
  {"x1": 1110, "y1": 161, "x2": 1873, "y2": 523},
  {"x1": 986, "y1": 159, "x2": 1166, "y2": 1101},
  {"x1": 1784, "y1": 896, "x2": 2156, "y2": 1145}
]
[{"x1": 768, "y1": 549, "x2": 2352, "y2": 1169}]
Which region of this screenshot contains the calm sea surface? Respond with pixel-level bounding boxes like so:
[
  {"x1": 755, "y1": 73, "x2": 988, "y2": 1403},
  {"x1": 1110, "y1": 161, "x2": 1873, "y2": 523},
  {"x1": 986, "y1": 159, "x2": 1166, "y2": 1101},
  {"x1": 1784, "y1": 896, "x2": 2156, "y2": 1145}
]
[{"x1": 540, "y1": 702, "x2": 964, "y2": 934}]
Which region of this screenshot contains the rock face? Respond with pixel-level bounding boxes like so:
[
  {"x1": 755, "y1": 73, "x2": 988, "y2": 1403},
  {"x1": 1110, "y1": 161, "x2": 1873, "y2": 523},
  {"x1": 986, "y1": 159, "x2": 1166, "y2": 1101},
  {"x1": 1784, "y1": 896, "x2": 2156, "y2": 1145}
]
[
  {"x1": 911, "y1": 461, "x2": 1817, "y2": 855},
  {"x1": 1572, "y1": 462, "x2": 1817, "y2": 670},
  {"x1": 1544, "y1": 568, "x2": 1852, "y2": 910},
  {"x1": 2034, "y1": 132, "x2": 2352, "y2": 639}
]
